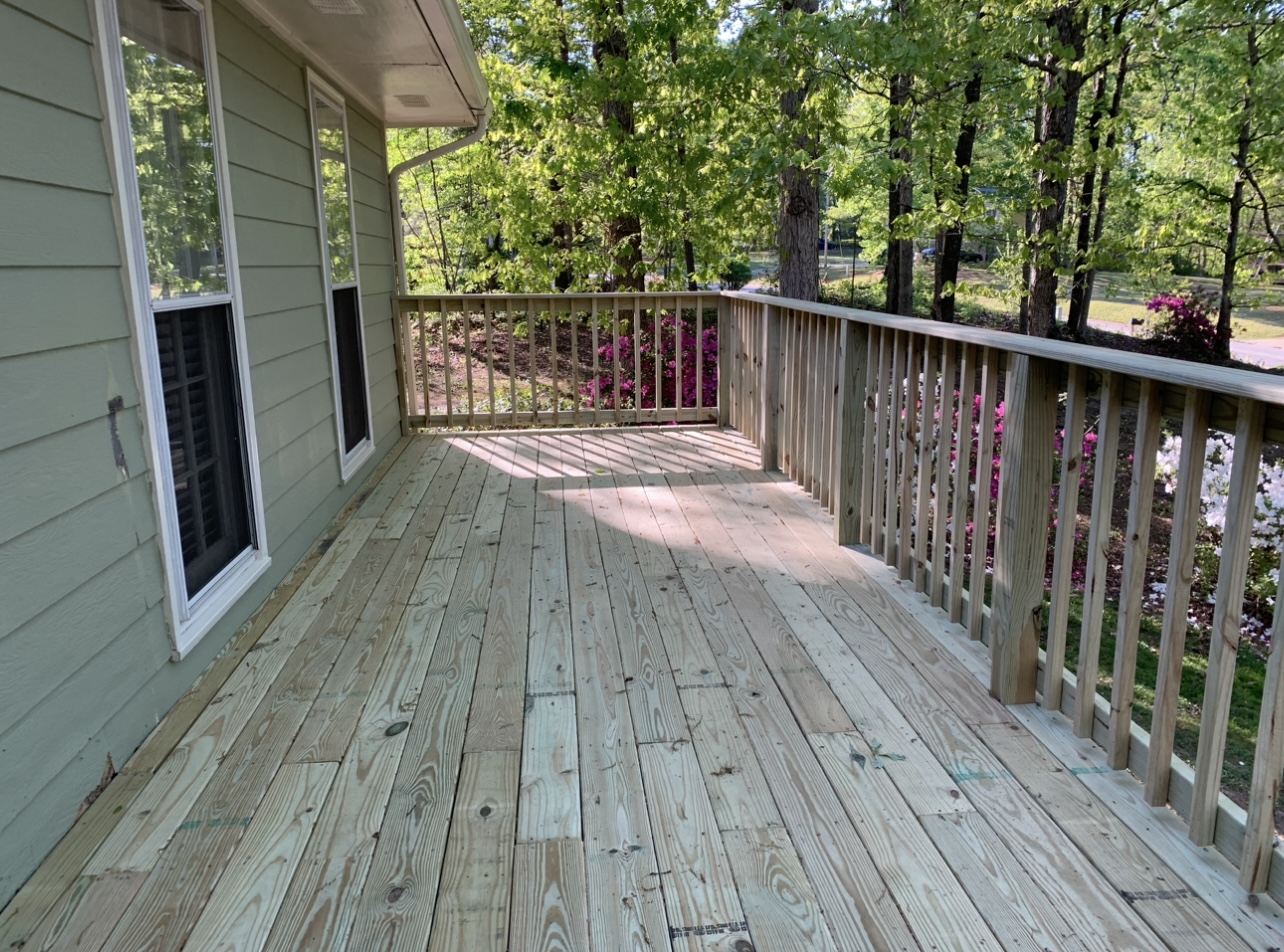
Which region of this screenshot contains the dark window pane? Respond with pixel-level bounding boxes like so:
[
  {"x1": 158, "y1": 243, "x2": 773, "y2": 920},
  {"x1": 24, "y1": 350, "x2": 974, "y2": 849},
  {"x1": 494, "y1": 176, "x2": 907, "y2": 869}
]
[
  {"x1": 154, "y1": 303, "x2": 251, "y2": 595},
  {"x1": 332, "y1": 286, "x2": 368, "y2": 453}
]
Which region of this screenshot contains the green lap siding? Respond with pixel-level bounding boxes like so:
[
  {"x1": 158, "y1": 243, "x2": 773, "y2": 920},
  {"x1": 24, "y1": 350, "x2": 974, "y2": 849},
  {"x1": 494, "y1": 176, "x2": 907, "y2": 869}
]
[{"x1": 0, "y1": 0, "x2": 401, "y2": 908}]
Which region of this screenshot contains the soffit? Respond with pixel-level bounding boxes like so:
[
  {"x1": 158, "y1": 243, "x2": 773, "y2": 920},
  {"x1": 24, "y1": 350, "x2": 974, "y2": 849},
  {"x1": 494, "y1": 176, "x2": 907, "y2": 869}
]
[{"x1": 238, "y1": 0, "x2": 488, "y2": 127}]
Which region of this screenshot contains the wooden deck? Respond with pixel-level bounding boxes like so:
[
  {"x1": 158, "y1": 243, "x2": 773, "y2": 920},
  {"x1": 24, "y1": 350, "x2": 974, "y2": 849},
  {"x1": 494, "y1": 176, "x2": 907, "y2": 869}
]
[{"x1": 6, "y1": 427, "x2": 1284, "y2": 951}]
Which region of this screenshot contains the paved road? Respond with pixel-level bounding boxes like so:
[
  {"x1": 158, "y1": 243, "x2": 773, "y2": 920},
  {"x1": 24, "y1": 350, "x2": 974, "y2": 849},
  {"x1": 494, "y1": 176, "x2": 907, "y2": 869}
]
[{"x1": 1086, "y1": 319, "x2": 1284, "y2": 369}]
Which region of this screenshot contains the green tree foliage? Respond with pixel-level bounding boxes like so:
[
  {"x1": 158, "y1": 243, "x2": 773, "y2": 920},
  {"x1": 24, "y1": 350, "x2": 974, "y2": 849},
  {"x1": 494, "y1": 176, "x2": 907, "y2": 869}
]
[
  {"x1": 396, "y1": 0, "x2": 1284, "y2": 348},
  {"x1": 393, "y1": 0, "x2": 776, "y2": 293}
]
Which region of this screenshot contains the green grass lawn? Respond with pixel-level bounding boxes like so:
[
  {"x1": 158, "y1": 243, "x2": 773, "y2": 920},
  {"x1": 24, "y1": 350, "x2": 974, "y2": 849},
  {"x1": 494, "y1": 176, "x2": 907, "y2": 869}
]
[
  {"x1": 1052, "y1": 594, "x2": 1266, "y2": 800},
  {"x1": 963, "y1": 269, "x2": 1284, "y2": 340}
]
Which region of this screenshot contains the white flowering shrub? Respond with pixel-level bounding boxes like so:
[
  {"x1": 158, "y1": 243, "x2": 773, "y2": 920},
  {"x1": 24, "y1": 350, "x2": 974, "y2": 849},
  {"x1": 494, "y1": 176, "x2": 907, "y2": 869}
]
[{"x1": 1155, "y1": 431, "x2": 1284, "y2": 642}]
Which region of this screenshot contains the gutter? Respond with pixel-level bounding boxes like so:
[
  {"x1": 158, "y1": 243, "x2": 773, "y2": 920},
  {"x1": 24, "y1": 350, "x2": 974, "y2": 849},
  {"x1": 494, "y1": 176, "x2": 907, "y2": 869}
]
[{"x1": 390, "y1": 100, "x2": 494, "y2": 294}]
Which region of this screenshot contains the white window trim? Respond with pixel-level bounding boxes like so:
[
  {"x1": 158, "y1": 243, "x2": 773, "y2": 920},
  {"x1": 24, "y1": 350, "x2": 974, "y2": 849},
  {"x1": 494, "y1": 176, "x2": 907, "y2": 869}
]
[
  {"x1": 307, "y1": 68, "x2": 375, "y2": 482},
  {"x1": 96, "y1": 0, "x2": 270, "y2": 660}
]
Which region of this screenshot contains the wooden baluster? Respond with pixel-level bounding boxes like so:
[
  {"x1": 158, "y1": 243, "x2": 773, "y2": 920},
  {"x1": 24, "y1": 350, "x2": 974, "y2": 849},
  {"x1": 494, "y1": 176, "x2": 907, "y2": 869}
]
[
  {"x1": 1074, "y1": 371, "x2": 1123, "y2": 738},
  {"x1": 1242, "y1": 546, "x2": 1284, "y2": 890},
  {"x1": 968, "y1": 348, "x2": 999, "y2": 641},
  {"x1": 551, "y1": 301, "x2": 560, "y2": 427},
  {"x1": 1107, "y1": 378, "x2": 1163, "y2": 768},
  {"x1": 897, "y1": 334, "x2": 919, "y2": 578},
  {"x1": 1044, "y1": 363, "x2": 1087, "y2": 712},
  {"x1": 832, "y1": 319, "x2": 873, "y2": 534},
  {"x1": 871, "y1": 329, "x2": 892, "y2": 557},
  {"x1": 885, "y1": 332, "x2": 906, "y2": 568},
  {"x1": 807, "y1": 313, "x2": 821, "y2": 497},
  {"x1": 612, "y1": 298, "x2": 623, "y2": 425},
  {"x1": 948, "y1": 344, "x2": 976, "y2": 625},
  {"x1": 393, "y1": 301, "x2": 411, "y2": 431},
  {"x1": 484, "y1": 298, "x2": 496, "y2": 427},
  {"x1": 779, "y1": 311, "x2": 792, "y2": 477},
  {"x1": 717, "y1": 296, "x2": 729, "y2": 426},
  {"x1": 507, "y1": 299, "x2": 517, "y2": 427},
  {"x1": 859, "y1": 327, "x2": 879, "y2": 547},
  {"x1": 591, "y1": 299, "x2": 601, "y2": 426},
  {"x1": 930, "y1": 340, "x2": 956, "y2": 607},
  {"x1": 463, "y1": 303, "x2": 476, "y2": 427},
  {"x1": 417, "y1": 301, "x2": 428, "y2": 422},
  {"x1": 1147, "y1": 390, "x2": 1210, "y2": 806},
  {"x1": 571, "y1": 304, "x2": 580, "y2": 426},
  {"x1": 654, "y1": 298, "x2": 663, "y2": 421},
  {"x1": 528, "y1": 297, "x2": 540, "y2": 425},
  {"x1": 824, "y1": 318, "x2": 837, "y2": 511},
  {"x1": 785, "y1": 312, "x2": 796, "y2": 477},
  {"x1": 1191, "y1": 397, "x2": 1266, "y2": 846},
  {"x1": 633, "y1": 299, "x2": 643, "y2": 425},
  {"x1": 748, "y1": 305, "x2": 758, "y2": 445},
  {"x1": 675, "y1": 299, "x2": 684, "y2": 418},
  {"x1": 824, "y1": 317, "x2": 837, "y2": 507},
  {"x1": 914, "y1": 337, "x2": 938, "y2": 591},
  {"x1": 440, "y1": 302, "x2": 453, "y2": 426},
  {"x1": 761, "y1": 302, "x2": 781, "y2": 470},
  {"x1": 990, "y1": 354, "x2": 1057, "y2": 705},
  {"x1": 696, "y1": 303, "x2": 704, "y2": 418}
]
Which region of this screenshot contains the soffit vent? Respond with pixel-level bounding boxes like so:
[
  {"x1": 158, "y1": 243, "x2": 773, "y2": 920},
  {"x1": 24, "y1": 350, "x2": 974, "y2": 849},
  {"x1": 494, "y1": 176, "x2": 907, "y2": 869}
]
[
  {"x1": 396, "y1": 94, "x2": 432, "y2": 108},
  {"x1": 307, "y1": 0, "x2": 366, "y2": 14}
]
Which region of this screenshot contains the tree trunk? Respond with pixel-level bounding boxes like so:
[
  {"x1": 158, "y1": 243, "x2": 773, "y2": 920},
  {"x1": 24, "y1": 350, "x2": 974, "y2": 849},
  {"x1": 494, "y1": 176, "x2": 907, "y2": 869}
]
[
  {"x1": 671, "y1": 34, "x2": 698, "y2": 291},
  {"x1": 1065, "y1": 70, "x2": 1107, "y2": 338},
  {"x1": 932, "y1": 65, "x2": 983, "y2": 322},
  {"x1": 1217, "y1": 27, "x2": 1258, "y2": 360},
  {"x1": 779, "y1": 155, "x2": 820, "y2": 300},
  {"x1": 777, "y1": 0, "x2": 822, "y2": 302},
  {"x1": 885, "y1": 67, "x2": 914, "y2": 316},
  {"x1": 1077, "y1": 46, "x2": 1129, "y2": 333},
  {"x1": 551, "y1": 0, "x2": 574, "y2": 291},
  {"x1": 595, "y1": 2, "x2": 642, "y2": 290},
  {"x1": 1027, "y1": 3, "x2": 1087, "y2": 338}
]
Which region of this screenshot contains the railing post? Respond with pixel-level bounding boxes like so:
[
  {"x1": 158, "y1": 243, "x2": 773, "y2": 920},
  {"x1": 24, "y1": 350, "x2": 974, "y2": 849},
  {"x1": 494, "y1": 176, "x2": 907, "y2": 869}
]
[
  {"x1": 717, "y1": 294, "x2": 730, "y2": 427},
  {"x1": 989, "y1": 354, "x2": 1057, "y2": 705},
  {"x1": 760, "y1": 302, "x2": 781, "y2": 471},
  {"x1": 391, "y1": 298, "x2": 412, "y2": 436},
  {"x1": 834, "y1": 319, "x2": 869, "y2": 544}
]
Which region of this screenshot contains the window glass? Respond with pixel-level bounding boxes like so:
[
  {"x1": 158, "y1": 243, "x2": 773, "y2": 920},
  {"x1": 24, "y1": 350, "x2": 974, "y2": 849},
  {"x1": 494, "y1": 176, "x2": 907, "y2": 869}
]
[
  {"x1": 314, "y1": 94, "x2": 356, "y2": 285},
  {"x1": 118, "y1": 0, "x2": 226, "y2": 300}
]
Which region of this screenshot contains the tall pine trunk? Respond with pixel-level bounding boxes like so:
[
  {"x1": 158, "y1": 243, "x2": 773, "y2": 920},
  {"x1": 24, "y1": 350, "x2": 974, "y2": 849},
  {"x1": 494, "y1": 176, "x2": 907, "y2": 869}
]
[
  {"x1": 596, "y1": 1, "x2": 642, "y2": 290},
  {"x1": 1067, "y1": 18, "x2": 1128, "y2": 337},
  {"x1": 932, "y1": 66, "x2": 983, "y2": 322},
  {"x1": 886, "y1": 68, "x2": 914, "y2": 316},
  {"x1": 671, "y1": 35, "x2": 697, "y2": 290},
  {"x1": 777, "y1": 0, "x2": 821, "y2": 302},
  {"x1": 1217, "y1": 26, "x2": 1258, "y2": 360},
  {"x1": 1027, "y1": 3, "x2": 1086, "y2": 337}
]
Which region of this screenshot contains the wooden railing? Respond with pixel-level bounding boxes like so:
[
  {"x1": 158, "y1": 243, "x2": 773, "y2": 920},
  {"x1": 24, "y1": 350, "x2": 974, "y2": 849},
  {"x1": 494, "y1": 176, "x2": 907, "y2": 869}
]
[
  {"x1": 395, "y1": 293, "x2": 722, "y2": 428},
  {"x1": 722, "y1": 289, "x2": 1284, "y2": 899},
  {"x1": 392, "y1": 286, "x2": 1284, "y2": 895}
]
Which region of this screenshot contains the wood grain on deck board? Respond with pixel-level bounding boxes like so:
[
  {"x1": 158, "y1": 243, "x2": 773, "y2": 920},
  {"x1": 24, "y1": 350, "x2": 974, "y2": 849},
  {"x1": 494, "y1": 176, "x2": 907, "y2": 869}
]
[{"x1": 8, "y1": 430, "x2": 1249, "y2": 952}]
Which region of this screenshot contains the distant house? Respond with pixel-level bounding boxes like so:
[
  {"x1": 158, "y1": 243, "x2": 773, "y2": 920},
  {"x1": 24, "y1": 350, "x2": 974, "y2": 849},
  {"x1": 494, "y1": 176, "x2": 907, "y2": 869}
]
[{"x1": 0, "y1": 0, "x2": 486, "y2": 904}]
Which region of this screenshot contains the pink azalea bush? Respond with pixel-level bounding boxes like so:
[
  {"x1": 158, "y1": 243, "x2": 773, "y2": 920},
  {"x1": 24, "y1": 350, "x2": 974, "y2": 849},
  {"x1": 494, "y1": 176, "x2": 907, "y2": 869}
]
[
  {"x1": 1145, "y1": 291, "x2": 1219, "y2": 363},
  {"x1": 583, "y1": 312, "x2": 718, "y2": 411}
]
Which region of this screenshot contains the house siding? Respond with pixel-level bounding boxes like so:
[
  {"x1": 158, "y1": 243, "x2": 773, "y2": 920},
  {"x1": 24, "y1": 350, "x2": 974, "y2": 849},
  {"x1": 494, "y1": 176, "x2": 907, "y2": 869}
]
[{"x1": 0, "y1": 0, "x2": 401, "y2": 907}]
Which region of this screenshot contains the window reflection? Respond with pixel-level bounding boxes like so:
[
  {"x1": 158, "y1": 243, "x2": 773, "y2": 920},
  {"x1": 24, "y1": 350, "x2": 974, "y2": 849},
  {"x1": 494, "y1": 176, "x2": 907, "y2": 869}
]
[
  {"x1": 119, "y1": 0, "x2": 226, "y2": 300},
  {"x1": 314, "y1": 96, "x2": 356, "y2": 285}
]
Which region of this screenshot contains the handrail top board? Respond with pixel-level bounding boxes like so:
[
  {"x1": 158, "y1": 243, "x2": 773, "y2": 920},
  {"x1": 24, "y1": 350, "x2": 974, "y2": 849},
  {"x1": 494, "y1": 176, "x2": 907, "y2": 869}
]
[
  {"x1": 723, "y1": 291, "x2": 1284, "y2": 408},
  {"x1": 394, "y1": 288, "x2": 1284, "y2": 408}
]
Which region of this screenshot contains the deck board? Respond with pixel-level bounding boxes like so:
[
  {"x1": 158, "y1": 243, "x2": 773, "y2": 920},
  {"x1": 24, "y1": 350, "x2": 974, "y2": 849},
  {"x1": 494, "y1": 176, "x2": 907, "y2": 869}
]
[{"x1": 5, "y1": 428, "x2": 1274, "y2": 952}]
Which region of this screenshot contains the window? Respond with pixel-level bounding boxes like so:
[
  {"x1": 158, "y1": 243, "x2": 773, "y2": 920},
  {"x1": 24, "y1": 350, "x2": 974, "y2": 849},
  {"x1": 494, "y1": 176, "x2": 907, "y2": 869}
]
[
  {"x1": 102, "y1": 0, "x2": 268, "y2": 656},
  {"x1": 309, "y1": 78, "x2": 373, "y2": 474}
]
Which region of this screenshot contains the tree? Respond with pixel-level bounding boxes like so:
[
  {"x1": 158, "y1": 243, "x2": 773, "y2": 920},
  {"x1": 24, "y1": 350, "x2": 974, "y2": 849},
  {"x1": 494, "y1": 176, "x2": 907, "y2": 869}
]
[{"x1": 1132, "y1": 2, "x2": 1284, "y2": 358}]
